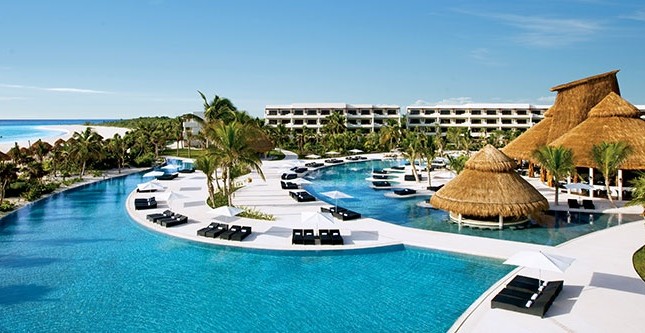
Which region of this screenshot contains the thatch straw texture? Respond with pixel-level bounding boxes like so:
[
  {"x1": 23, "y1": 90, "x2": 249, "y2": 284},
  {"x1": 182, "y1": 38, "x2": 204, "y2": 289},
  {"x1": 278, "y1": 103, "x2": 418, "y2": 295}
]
[
  {"x1": 0, "y1": 151, "x2": 9, "y2": 161},
  {"x1": 430, "y1": 145, "x2": 548, "y2": 218},
  {"x1": 502, "y1": 116, "x2": 552, "y2": 161},
  {"x1": 502, "y1": 70, "x2": 620, "y2": 162},
  {"x1": 549, "y1": 92, "x2": 645, "y2": 170}
]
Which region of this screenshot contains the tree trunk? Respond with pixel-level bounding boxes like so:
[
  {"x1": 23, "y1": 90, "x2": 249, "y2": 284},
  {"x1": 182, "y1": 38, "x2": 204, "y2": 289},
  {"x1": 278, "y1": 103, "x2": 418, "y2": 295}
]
[
  {"x1": 226, "y1": 167, "x2": 233, "y2": 206},
  {"x1": 0, "y1": 180, "x2": 7, "y2": 202},
  {"x1": 80, "y1": 161, "x2": 86, "y2": 178},
  {"x1": 553, "y1": 177, "x2": 559, "y2": 205},
  {"x1": 605, "y1": 179, "x2": 616, "y2": 208},
  {"x1": 207, "y1": 178, "x2": 215, "y2": 207}
]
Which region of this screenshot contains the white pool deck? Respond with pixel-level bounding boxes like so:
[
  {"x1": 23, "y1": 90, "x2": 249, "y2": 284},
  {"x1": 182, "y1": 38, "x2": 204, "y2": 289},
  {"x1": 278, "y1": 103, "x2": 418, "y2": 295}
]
[{"x1": 125, "y1": 151, "x2": 645, "y2": 332}]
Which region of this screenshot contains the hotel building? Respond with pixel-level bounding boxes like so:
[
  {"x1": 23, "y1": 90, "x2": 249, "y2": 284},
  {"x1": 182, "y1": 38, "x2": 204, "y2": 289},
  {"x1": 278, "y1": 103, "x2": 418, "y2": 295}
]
[
  {"x1": 264, "y1": 103, "x2": 401, "y2": 132},
  {"x1": 406, "y1": 104, "x2": 551, "y2": 137}
]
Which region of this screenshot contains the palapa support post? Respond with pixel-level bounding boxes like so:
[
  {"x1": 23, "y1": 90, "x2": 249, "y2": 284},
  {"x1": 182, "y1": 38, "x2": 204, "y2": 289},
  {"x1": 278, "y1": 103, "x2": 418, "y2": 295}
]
[
  {"x1": 528, "y1": 162, "x2": 534, "y2": 178},
  {"x1": 589, "y1": 168, "x2": 594, "y2": 198},
  {"x1": 458, "y1": 213, "x2": 462, "y2": 225},
  {"x1": 617, "y1": 169, "x2": 623, "y2": 201},
  {"x1": 498, "y1": 215, "x2": 503, "y2": 229}
]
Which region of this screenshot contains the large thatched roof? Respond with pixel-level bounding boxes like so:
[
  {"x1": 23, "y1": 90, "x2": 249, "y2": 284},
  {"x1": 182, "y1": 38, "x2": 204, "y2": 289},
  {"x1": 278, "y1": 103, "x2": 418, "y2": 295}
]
[
  {"x1": 503, "y1": 70, "x2": 620, "y2": 162},
  {"x1": 430, "y1": 145, "x2": 548, "y2": 218},
  {"x1": 549, "y1": 92, "x2": 645, "y2": 170}
]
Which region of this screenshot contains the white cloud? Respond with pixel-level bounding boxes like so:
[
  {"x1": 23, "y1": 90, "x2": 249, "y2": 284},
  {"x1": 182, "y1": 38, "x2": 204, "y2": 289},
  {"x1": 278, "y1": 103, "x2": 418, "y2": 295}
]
[
  {"x1": 0, "y1": 96, "x2": 26, "y2": 101},
  {"x1": 434, "y1": 97, "x2": 474, "y2": 105},
  {"x1": 537, "y1": 95, "x2": 556, "y2": 103},
  {"x1": 412, "y1": 99, "x2": 433, "y2": 106},
  {"x1": 458, "y1": 10, "x2": 603, "y2": 48},
  {"x1": 469, "y1": 48, "x2": 504, "y2": 66},
  {"x1": 620, "y1": 10, "x2": 645, "y2": 21},
  {"x1": 0, "y1": 83, "x2": 112, "y2": 94}
]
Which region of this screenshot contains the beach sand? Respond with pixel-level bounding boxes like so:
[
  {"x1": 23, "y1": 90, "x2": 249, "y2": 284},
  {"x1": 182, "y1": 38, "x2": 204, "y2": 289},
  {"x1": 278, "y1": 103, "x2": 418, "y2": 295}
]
[{"x1": 0, "y1": 125, "x2": 130, "y2": 153}]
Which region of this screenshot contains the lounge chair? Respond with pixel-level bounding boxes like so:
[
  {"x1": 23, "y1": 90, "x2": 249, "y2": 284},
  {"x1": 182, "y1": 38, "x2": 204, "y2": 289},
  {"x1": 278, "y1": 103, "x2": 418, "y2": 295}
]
[
  {"x1": 404, "y1": 175, "x2": 417, "y2": 181},
  {"x1": 292, "y1": 229, "x2": 304, "y2": 245},
  {"x1": 373, "y1": 169, "x2": 387, "y2": 174},
  {"x1": 205, "y1": 224, "x2": 228, "y2": 238},
  {"x1": 219, "y1": 225, "x2": 242, "y2": 240},
  {"x1": 303, "y1": 229, "x2": 316, "y2": 245},
  {"x1": 281, "y1": 173, "x2": 297, "y2": 180},
  {"x1": 146, "y1": 210, "x2": 174, "y2": 222},
  {"x1": 321, "y1": 206, "x2": 347, "y2": 214},
  {"x1": 281, "y1": 181, "x2": 299, "y2": 190},
  {"x1": 372, "y1": 174, "x2": 389, "y2": 179},
  {"x1": 372, "y1": 181, "x2": 391, "y2": 187},
  {"x1": 330, "y1": 229, "x2": 344, "y2": 245},
  {"x1": 393, "y1": 188, "x2": 417, "y2": 196},
  {"x1": 230, "y1": 226, "x2": 252, "y2": 241},
  {"x1": 289, "y1": 191, "x2": 316, "y2": 202},
  {"x1": 156, "y1": 173, "x2": 178, "y2": 180},
  {"x1": 567, "y1": 199, "x2": 580, "y2": 209},
  {"x1": 582, "y1": 199, "x2": 596, "y2": 210},
  {"x1": 197, "y1": 222, "x2": 219, "y2": 236},
  {"x1": 331, "y1": 209, "x2": 361, "y2": 221},
  {"x1": 178, "y1": 168, "x2": 195, "y2": 173},
  {"x1": 391, "y1": 166, "x2": 405, "y2": 170},
  {"x1": 427, "y1": 184, "x2": 444, "y2": 192},
  {"x1": 491, "y1": 281, "x2": 563, "y2": 318},
  {"x1": 319, "y1": 229, "x2": 333, "y2": 245},
  {"x1": 135, "y1": 197, "x2": 157, "y2": 210},
  {"x1": 160, "y1": 215, "x2": 188, "y2": 227}
]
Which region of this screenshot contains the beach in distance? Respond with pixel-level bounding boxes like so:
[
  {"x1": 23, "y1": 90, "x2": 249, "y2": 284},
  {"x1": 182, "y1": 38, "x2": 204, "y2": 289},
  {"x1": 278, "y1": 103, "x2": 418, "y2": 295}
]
[{"x1": 0, "y1": 124, "x2": 130, "y2": 153}]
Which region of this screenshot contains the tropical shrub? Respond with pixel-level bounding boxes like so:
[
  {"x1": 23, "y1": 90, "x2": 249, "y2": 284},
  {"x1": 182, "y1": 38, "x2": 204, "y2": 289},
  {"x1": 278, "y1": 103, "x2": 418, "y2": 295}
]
[
  {"x1": 0, "y1": 200, "x2": 15, "y2": 212},
  {"x1": 238, "y1": 206, "x2": 275, "y2": 221},
  {"x1": 133, "y1": 153, "x2": 155, "y2": 167}
]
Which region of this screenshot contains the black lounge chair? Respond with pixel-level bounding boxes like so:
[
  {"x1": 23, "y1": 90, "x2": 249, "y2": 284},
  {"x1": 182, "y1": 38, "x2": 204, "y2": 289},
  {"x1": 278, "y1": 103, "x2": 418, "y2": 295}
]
[
  {"x1": 491, "y1": 281, "x2": 563, "y2": 318},
  {"x1": 157, "y1": 173, "x2": 178, "y2": 180},
  {"x1": 393, "y1": 188, "x2": 417, "y2": 196},
  {"x1": 146, "y1": 210, "x2": 174, "y2": 222},
  {"x1": 289, "y1": 191, "x2": 316, "y2": 202},
  {"x1": 404, "y1": 175, "x2": 417, "y2": 181},
  {"x1": 427, "y1": 184, "x2": 444, "y2": 192},
  {"x1": 372, "y1": 181, "x2": 391, "y2": 187},
  {"x1": 321, "y1": 206, "x2": 347, "y2": 214},
  {"x1": 197, "y1": 222, "x2": 219, "y2": 236},
  {"x1": 230, "y1": 226, "x2": 252, "y2": 241},
  {"x1": 281, "y1": 173, "x2": 297, "y2": 180},
  {"x1": 281, "y1": 181, "x2": 299, "y2": 190},
  {"x1": 205, "y1": 224, "x2": 228, "y2": 238},
  {"x1": 567, "y1": 199, "x2": 580, "y2": 209},
  {"x1": 178, "y1": 168, "x2": 195, "y2": 173},
  {"x1": 218, "y1": 225, "x2": 242, "y2": 240},
  {"x1": 373, "y1": 174, "x2": 389, "y2": 179},
  {"x1": 292, "y1": 229, "x2": 304, "y2": 245},
  {"x1": 331, "y1": 209, "x2": 361, "y2": 221},
  {"x1": 135, "y1": 198, "x2": 158, "y2": 210},
  {"x1": 582, "y1": 199, "x2": 596, "y2": 210},
  {"x1": 303, "y1": 229, "x2": 316, "y2": 245},
  {"x1": 319, "y1": 229, "x2": 333, "y2": 245},
  {"x1": 391, "y1": 166, "x2": 405, "y2": 170},
  {"x1": 373, "y1": 169, "x2": 387, "y2": 174},
  {"x1": 292, "y1": 167, "x2": 308, "y2": 173},
  {"x1": 330, "y1": 229, "x2": 344, "y2": 245},
  {"x1": 160, "y1": 215, "x2": 188, "y2": 227}
]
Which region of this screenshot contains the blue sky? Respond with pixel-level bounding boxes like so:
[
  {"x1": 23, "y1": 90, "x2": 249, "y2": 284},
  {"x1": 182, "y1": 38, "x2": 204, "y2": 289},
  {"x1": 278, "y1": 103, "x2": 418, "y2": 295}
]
[{"x1": 1, "y1": 0, "x2": 644, "y2": 119}]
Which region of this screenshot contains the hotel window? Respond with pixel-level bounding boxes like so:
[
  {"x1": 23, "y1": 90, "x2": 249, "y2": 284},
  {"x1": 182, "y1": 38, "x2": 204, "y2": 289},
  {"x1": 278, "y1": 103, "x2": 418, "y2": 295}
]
[
  {"x1": 531, "y1": 110, "x2": 542, "y2": 115},
  {"x1": 268, "y1": 111, "x2": 277, "y2": 116},
  {"x1": 280, "y1": 110, "x2": 290, "y2": 115},
  {"x1": 320, "y1": 110, "x2": 330, "y2": 116},
  {"x1": 501, "y1": 110, "x2": 512, "y2": 116},
  {"x1": 409, "y1": 110, "x2": 420, "y2": 115},
  {"x1": 387, "y1": 110, "x2": 397, "y2": 115},
  {"x1": 486, "y1": 110, "x2": 497, "y2": 115},
  {"x1": 306, "y1": 110, "x2": 316, "y2": 116},
  {"x1": 424, "y1": 109, "x2": 435, "y2": 115},
  {"x1": 455, "y1": 119, "x2": 466, "y2": 124},
  {"x1": 361, "y1": 109, "x2": 371, "y2": 115},
  {"x1": 455, "y1": 110, "x2": 466, "y2": 115},
  {"x1": 440, "y1": 110, "x2": 450, "y2": 115},
  {"x1": 374, "y1": 109, "x2": 383, "y2": 115},
  {"x1": 501, "y1": 119, "x2": 512, "y2": 125},
  {"x1": 471, "y1": 110, "x2": 481, "y2": 115},
  {"x1": 471, "y1": 119, "x2": 482, "y2": 124},
  {"x1": 268, "y1": 120, "x2": 277, "y2": 125},
  {"x1": 281, "y1": 120, "x2": 290, "y2": 125},
  {"x1": 347, "y1": 109, "x2": 357, "y2": 115},
  {"x1": 486, "y1": 119, "x2": 497, "y2": 124},
  {"x1": 307, "y1": 120, "x2": 317, "y2": 125},
  {"x1": 440, "y1": 119, "x2": 451, "y2": 124},
  {"x1": 294, "y1": 110, "x2": 303, "y2": 116},
  {"x1": 409, "y1": 119, "x2": 420, "y2": 124},
  {"x1": 517, "y1": 119, "x2": 527, "y2": 124},
  {"x1": 516, "y1": 110, "x2": 527, "y2": 115}
]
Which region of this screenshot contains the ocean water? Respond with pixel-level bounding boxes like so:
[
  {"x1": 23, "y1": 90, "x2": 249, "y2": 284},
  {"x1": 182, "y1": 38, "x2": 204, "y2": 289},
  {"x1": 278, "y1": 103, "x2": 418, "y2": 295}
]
[
  {"x1": 303, "y1": 160, "x2": 642, "y2": 245},
  {"x1": 0, "y1": 119, "x2": 114, "y2": 144},
  {"x1": 0, "y1": 173, "x2": 511, "y2": 332}
]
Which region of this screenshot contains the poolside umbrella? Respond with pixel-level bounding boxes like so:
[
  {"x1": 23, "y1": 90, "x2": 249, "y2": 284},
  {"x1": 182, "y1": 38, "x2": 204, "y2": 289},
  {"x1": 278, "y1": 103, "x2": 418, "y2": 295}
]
[
  {"x1": 157, "y1": 191, "x2": 189, "y2": 208},
  {"x1": 564, "y1": 183, "x2": 595, "y2": 199},
  {"x1": 504, "y1": 251, "x2": 575, "y2": 286},
  {"x1": 143, "y1": 170, "x2": 164, "y2": 178},
  {"x1": 305, "y1": 154, "x2": 321, "y2": 159},
  {"x1": 210, "y1": 205, "x2": 243, "y2": 218},
  {"x1": 321, "y1": 190, "x2": 353, "y2": 210},
  {"x1": 348, "y1": 149, "x2": 363, "y2": 154},
  {"x1": 136, "y1": 181, "x2": 165, "y2": 192},
  {"x1": 301, "y1": 212, "x2": 335, "y2": 229},
  {"x1": 325, "y1": 151, "x2": 340, "y2": 155}
]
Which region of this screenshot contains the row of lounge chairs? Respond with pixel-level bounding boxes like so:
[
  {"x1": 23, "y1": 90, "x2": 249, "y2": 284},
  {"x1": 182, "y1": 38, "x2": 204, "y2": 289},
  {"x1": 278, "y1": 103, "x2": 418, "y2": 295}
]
[
  {"x1": 145, "y1": 210, "x2": 189, "y2": 227},
  {"x1": 345, "y1": 156, "x2": 367, "y2": 161},
  {"x1": 135, "y1": 197, "x2": 157, "y2": 210},
  {"x1": 320, "y1": 206, "x2": 362, "y2": 220},
  {"x1": 289, "y1": 166, "x2": 308, "y2": 173},
  {"x1": 305, "y1": 162, "x2": 324, "y2": 168},
  {"x1": 491, "y1": 275, "x2": 563, "y2": 318},
  {"x1": 568, "y1": 199, "x2": 596, "y2": 210},
  {"x1": 196, "y1": 223, "x2": 252, "y2": 241},
  {"x1": 292, "y1": 229, "x2": 344, "y2": 245},
  {"x1": 290, "y1": 191, "x2": 316, "y2": 202},
  {"x1": 325, "y1": 158, "x2": 343, "y2": 164}
]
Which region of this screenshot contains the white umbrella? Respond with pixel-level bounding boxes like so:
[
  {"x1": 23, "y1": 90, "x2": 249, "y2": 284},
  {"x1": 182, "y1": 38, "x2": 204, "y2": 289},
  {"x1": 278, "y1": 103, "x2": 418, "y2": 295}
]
[
  {"x1": 210, "y1": 205, "x2": 243, "y2": 218},
  {"x1": 305, "y1": 154, "x2": 321, "y2": 159},
  {"x1": 157, "y1": 190, "x2": 189, "y2": 202},
  {"x1": 143, "y1": 170, "x2": 164, "y2": 178},
  {"x1": 322, "y1": 190, "x2": 353, "y2": 209},
  {"x1": 136, "y1": 181, "x2": 165, "y2": 192},
  {"x1": 564, "y1": 183, "x2": 595, "y2": 191},
  {"x1": 348, "y1": 149, "x2": 363, "y2": 154},
  {"x1": 301, "y1": 212, "x2": 335, "y2": 229},
  {"x1": 326, "y1": 151, "x2": 340, "y2": 155},
  {"x1": 504, "y1": 251, "x2": 575, "y2": 286}
]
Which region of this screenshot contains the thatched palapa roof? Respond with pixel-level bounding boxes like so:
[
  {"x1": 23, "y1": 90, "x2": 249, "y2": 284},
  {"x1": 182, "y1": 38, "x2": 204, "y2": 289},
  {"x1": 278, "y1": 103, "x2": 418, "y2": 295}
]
[
  {"x1": 430, "y1": 145, "x2": 549, "y2": 218},
  {"x1": 503, "y1": 70, "x2": 620, "y2": 162},
  {"x1": 549, "y1": 92, "x2": 645, "y2": 170}
]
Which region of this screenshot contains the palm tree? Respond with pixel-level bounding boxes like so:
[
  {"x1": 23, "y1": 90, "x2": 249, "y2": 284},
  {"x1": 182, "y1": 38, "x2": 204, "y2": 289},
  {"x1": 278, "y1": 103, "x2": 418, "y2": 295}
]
[
  {"x1": 29, "y1": 139, "x2": 52, "y2": 162},
  {"x1": 194, "y1": 155, "x2": 219, "y2": 207},
  {"x1": 322, "y1": 111, "x2": 347, "y2": 135},
  {"x1": 206, "y1": 121, "x2": 265, "y2": 206},
  {"x1": 401, "y1": 131, "x2": 422, "y2": 182},
  {"x1": 0, "y1": 161, "x2": 18, "y2": 203},
  {"x1": 533, "y1": 145, "x2": 576, "y2": 206},
  {"x1": 419, "y1": 133, "x2": 437, "y2": 187},
  {"x1": 70, "y1": 127, "x2": 104, "y2": 178},
  {"x1": 447, "y1": 155, "x2": 469, "y2": 175},
  {"x1": 198, "y1": 91, "x2": 237, "y2": 123},
  {"x1": 626, "y1": 173, "x2": 645, "y2": 216},
  {"x1": 591, "y1": 141, "x2": 632, "y2": 207},
  {"x1": 379, "y1": 120, "x2": 402, "y2": 151},
  {"x1": 107, "y1": 134, "x2": 128, "y2": 173}
]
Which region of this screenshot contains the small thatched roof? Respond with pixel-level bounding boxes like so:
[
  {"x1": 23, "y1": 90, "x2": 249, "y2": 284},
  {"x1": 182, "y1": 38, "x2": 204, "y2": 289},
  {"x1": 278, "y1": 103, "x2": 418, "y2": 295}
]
[
  {"x1": 549, "y1": 92, "x2": 645, "y2": 170},
  {"x1": 54, "y1": 138, "x2": 66, "y2": 146},
  {"x1": 503, "y1": 70, "x2": 620, "y2": 162},
  {"x1": 430, "y1": 145, "x2": 549, "y2": 218},
  {"x1": 0, "y1": 151, "x2": 10, "y2": 161}
]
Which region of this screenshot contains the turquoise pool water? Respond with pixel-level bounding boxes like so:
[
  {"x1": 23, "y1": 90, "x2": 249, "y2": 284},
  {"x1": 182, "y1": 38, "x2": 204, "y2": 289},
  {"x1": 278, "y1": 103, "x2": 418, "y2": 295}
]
[
  {"x1": 0, "y1": 173, "x2": 511, "y2": 332},
  {"x1": 303, "y1": 160, "x2": 642, "y2": 246}
]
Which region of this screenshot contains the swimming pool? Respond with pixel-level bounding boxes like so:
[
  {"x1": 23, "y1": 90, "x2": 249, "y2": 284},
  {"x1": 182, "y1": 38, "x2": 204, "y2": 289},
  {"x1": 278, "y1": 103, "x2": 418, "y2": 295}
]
[
  {"x1": 303, "y1": 160, "x2": 642, "y2": 246},
  {"x1": 0, "y1": 173, "x2": 511, "y2": 332}
]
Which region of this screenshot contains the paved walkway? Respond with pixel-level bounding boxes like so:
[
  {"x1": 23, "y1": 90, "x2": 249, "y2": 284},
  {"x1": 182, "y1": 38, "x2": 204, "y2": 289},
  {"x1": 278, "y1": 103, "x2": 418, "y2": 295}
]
[{"x1": 125, "y1": 151, "x2": 645, "y2": 332}]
